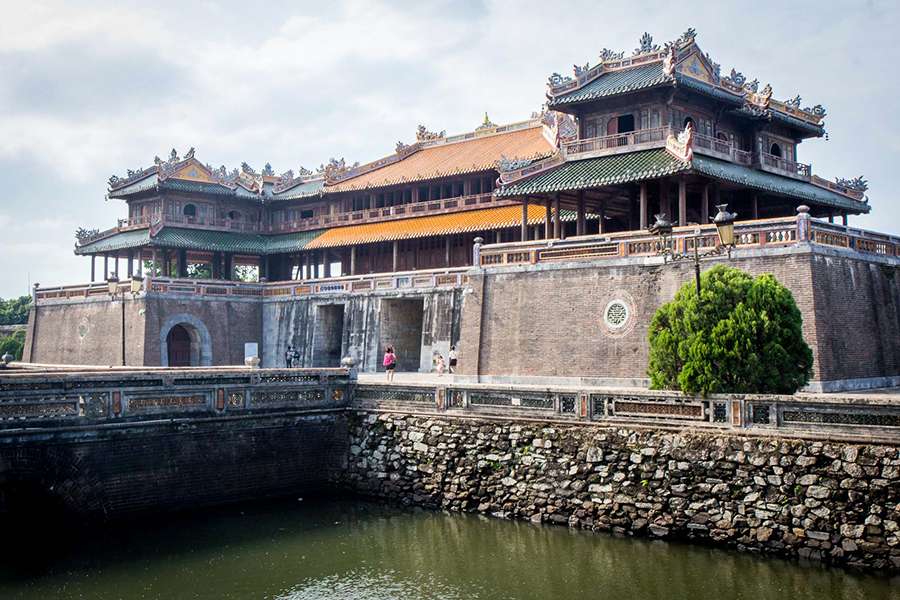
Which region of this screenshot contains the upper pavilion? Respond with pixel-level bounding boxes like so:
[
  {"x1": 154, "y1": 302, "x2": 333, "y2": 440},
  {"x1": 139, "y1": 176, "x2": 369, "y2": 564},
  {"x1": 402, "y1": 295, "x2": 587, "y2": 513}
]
[{"x1": 74, "y1": 29, "x2": 871, "y2": 283}]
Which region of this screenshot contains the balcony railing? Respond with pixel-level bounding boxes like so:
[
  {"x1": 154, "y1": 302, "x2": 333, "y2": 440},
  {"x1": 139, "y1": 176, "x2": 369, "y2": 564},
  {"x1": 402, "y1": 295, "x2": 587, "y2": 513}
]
[
  {"x1": 691, "y1": 133, "x2": 753, "y2": 166},
  {"x1": 760, "y1": 152, "x2": 811, "y2": 179},
  {"x1": 267, "y1": 193, "x2": 504, "y2": 233},
  {"x1": 562, "y1": 126, "x2": 672, "y2": 158}
]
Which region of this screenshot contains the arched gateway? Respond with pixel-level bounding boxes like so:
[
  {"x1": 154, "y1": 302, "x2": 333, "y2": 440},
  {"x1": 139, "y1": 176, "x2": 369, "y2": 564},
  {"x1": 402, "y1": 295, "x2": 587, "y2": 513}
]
[{"x1": 159, "y1": 314, "x2": 212, "y2": 367}]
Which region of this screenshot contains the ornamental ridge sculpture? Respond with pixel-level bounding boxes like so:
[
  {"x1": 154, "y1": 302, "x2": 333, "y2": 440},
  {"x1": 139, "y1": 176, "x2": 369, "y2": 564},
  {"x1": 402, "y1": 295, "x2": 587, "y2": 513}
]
[
  {"x1": 835, "y1": 176, "x2": 868, "y2": 193},
  {"x1": 415, "y1": 125, "x2": 446, "y2": 142},
  {"x1": 317, "y1": 157, "x2": 360, "y2": 182},
  {"x1": 662, "y1": 44, "x2": 676, "y2": 77},
  {"x1": 634, "y1": 32, "x2": 658, "y2": 55}
]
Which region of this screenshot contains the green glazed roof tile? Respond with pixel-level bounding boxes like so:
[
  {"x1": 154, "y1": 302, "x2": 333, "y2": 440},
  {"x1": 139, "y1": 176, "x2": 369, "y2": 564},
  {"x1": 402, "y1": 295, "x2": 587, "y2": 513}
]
[
  {"x1": 690, "y1": 155, "x2": 869, "y2": 213},
  {"x1": 265, "y1": 230, "x2": 326, "y2": 253},
  {"x1": 674, "y1": 73, "x2": 743, "y2": 105},
  {"x1": 271, "y1": 179, "x2": 325, "y2": 201},
  {"x1": 75, "y1": 229, "x2": 151, "y2": 254},
  {"x1": 549, "y1": 63, "x2": 672, "y2": 107},
  {"x1": 496, "y1": 149, "x2": 689, "y2": 197}
]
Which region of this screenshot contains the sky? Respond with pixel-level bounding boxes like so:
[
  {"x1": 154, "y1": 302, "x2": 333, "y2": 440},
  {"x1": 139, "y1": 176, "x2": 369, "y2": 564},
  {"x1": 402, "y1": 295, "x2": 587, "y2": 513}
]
[{"x1": 1, "y1": 0, "x2": 898, "y2": 298}]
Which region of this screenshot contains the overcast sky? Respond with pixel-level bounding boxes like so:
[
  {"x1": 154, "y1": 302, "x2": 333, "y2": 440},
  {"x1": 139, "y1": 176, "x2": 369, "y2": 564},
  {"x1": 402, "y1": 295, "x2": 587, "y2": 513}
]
[{"x1": 1, "y1": 0, "x2": 898, "y2": 298}]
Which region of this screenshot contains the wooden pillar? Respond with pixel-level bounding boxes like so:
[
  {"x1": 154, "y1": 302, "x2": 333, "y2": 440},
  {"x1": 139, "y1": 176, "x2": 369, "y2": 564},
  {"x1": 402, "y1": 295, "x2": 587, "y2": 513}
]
[
  {"x1": 544, "y1": 198, "x2": 552, "y2": 239},
  {"x1": 553, "y1": 193, "x2": 561, "y2": 239},
  {"x1": 463, "y1": 180, "x2": 472, "y2": 196},
  {"x1": 323, "y1": 250, "x2": 331, "y2": 278},
  {"x1": 91, "y1": 255, "x2": 96, "y2": 282},
  {"x1": 350, "y1": 246, "x2": 357, "y2": 275},
  {"x1": 842, "y1": 213, "x2": 848, "y2": 227},
  {"x1": 701, "y1": 184, "x2": 710, "y2": 224},
  {"x1": 828, "y1": 213, "x2": 834, "y2": 224},
  {"x1": 103, "y1": 254, "x2": 109, "y2": 279},
  {"x1": 224, "y1": 253, "x2": 232, "y2": 280},
  {"x1": 598, "y1": 199, "x2": 606, "y2": 234},
  {"x1": 177, "y1": 249, "x2": 187, "y2": 278},
  {"x1": 521, "y1": 198, "x2": 529, "y2": 241},
  {"x1": 445, "y1": 236, "x2": 452, "y2": 266},
  {"x1": 392, "y1": 240, "x2": 399, "y2": 272},
  {"x1": 639, "y1": 182, "x2": 649, "y2": 230},
  {"x1": 136, "y1": 253, "x2": 143, "y2": 277},
  {"x1": 151, "y1": 249, "x2": 158, "y2": 277},
  {"x1": 576, "y1": 191, "x2": 585, "y2": 236},
  {"x1": 127, "y1": 250, "x2": 134, "y2": 277},
  {"x1": 495, "y1": 230, "x2": 502, "y2": 244},
  {"x1": 658, "y1": 179, "x2": 668, "y2": 220},
  {"x1": 678, "y1": 178, "x2": 687, "y2": 226},
  {"x1": 752, "y1": 194, "x2": 759, "y2": 219}
]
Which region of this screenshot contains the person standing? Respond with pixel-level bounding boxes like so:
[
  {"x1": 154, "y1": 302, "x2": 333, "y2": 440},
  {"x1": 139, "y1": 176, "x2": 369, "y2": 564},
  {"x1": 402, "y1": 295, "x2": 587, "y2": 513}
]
[
  {"x1": 292, "y1": 346, "x2": 301, "y2": 368},
  {"x1": 383, "y1": 346, "x2": 397, "y2": 383},
  {"x1": 285, "y1": 344, "x2": 295, "y2": 368},
  {"x1": 435, "y1": 354, "x2": 446, "y2": 376},
  {"x1": 448, "y1": 345, "x2": 458, "y2": 374}
]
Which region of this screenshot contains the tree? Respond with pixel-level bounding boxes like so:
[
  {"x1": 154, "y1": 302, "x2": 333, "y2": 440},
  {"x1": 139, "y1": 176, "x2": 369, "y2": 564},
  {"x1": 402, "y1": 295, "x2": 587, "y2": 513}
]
[
  {"x1": 0, "y1": 296, "x2": 32, "y2": 325},
  {"x1": 0, "y1": 330, "x2": 25, "y2": 361},
  {"x1": 648, "y1": 265, "x2": 813, "y2": 395}
]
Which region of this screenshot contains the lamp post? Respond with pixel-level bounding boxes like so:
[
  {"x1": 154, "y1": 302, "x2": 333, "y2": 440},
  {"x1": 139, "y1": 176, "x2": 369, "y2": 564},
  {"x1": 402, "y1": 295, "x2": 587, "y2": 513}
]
[
  {"x1": 651, "y1": 204, "x2": 737, "y2": 299},
  {"x1": 107, "y1": 275, "x2": 143, "y2": 366}
]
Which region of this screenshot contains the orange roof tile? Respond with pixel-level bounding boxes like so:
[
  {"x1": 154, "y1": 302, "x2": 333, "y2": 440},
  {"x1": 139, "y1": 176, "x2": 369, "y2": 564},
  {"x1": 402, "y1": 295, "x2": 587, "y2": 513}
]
[
  {"x1": 304, "y1": 205, "x2": 550, "y2": 249},
  {"x1": 325, "y1": 125, "x2": 555, "y2": 193}
]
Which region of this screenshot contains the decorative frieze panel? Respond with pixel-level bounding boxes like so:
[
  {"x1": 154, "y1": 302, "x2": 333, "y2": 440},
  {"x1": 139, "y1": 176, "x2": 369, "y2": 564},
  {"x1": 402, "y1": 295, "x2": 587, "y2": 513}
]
[
  {"x1": 355, "y1": 386, "x2": 434, "y2": 404},
  {"x1": 782, "y1": 408, "x2": 900, "y2": 428},
  {"x1": 251, "y1": 389, "x2": 325, "y2": 406},
  {"x1": 127, "y1": 394, "x2": 207, "y2": 413}
]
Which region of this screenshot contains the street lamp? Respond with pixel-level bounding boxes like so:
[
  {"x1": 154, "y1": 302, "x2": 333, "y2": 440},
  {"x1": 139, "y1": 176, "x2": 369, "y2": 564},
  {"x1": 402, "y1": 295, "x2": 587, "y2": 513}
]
[
  {"x1": 652, "y1": 204, "x2": 738, "y2": 299},
  {"x1": 107, "y1": 275, "x2": 143, "y2": 366}
]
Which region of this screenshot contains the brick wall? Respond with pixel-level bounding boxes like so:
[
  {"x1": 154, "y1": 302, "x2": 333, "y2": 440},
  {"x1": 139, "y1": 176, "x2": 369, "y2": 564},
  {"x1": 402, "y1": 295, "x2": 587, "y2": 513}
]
[{"x1": 457, "y1": 247, "x2": 898, "y2": 389}]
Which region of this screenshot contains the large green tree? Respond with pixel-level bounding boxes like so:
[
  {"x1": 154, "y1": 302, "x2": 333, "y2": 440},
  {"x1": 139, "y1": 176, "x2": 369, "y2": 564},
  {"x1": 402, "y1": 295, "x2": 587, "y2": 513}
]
[
  {"x1": 648, "y1": 265, "x2": 813, "y2": 395},
  {"x1": 0, "y1": 296, "x2": 31, "y2": 325}
]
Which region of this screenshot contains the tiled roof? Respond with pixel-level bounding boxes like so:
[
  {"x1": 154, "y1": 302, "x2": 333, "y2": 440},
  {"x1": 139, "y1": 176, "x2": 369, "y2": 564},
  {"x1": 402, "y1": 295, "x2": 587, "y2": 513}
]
[
  {"x1": 548, "y1": 63, "x2": 672, "y2": 107},
  {"x1": 152, "y1": 228, "x2": 270, "y2": 253},
  {"x1": 691, "y1": 155, "x2": 870, "y2": 213},
  {"x1": 271, "y1": 178, "x2": 325, "y2": 201},
  {"x1": 159, "y1": 179, "x2": 237, "y2": 196},
  {"x1": 674, "y1": 73, "x2": 743, "y2": 105},
  {"x1": 496, "y1": 149, "x2": 689, "y2": 197},
  {"x1": 74, "y1": 229, "x2": 151, "y2": 254},
  {"x1": 265, "y1": 230, "x2": 326, "y2": 253},
  {"x1": 324, "y1": 126, "x2": 555, "y2": 193},
  {"x1": 304, "y1": 205, "x2": 552, "y2": 249}
]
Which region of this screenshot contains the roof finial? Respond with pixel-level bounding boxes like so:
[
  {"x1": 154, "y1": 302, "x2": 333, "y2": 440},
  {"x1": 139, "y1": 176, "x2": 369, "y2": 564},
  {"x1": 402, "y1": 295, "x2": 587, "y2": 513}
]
[{"x1": 477, "y1": 112, "x2": 496, "y2": 131}]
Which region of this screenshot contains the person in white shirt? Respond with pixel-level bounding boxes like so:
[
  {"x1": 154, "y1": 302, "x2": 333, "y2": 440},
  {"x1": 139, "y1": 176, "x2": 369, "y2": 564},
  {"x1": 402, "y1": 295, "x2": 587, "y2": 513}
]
[{"x1": 448, "y1": 345, "x2": 458, "y2": 373}]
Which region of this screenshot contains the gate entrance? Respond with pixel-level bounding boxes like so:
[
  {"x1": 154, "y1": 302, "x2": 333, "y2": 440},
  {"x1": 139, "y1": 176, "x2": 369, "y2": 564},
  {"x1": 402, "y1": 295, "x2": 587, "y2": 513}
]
[
  {"x1": 166, "y1": 324, "x2": 193, "y2": 366},
  {"x1": 312, "y1": 304, "x2": 345, "y2": 367},
  {"x1": 380, "y1": 298, "x2": 425, "y2": 371}
]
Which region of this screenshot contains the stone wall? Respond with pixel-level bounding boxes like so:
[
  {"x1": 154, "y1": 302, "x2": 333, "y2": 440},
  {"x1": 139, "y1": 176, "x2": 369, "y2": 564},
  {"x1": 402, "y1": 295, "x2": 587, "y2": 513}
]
[
  {"x1": 457, "y1": 245, "x2": 900, "y2": 391},
  {"x1": 0, "y1": 413, "x2": 347, "y2": 517},
  {"x1": 262, "y1": 289, "x2": 462, "y2": 371},
  {"x1": 25, "y1": 298, "x2": 147, "y2": 366},
  {"x1": 341, "y1": 412, "x2": 900, "y2": 572}
]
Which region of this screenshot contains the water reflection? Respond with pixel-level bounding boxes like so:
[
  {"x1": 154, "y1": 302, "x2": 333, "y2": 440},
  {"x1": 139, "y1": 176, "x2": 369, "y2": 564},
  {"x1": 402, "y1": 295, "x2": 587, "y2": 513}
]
[{"x1": 0, "y1": 498, "x2": 895, "y2": 600}]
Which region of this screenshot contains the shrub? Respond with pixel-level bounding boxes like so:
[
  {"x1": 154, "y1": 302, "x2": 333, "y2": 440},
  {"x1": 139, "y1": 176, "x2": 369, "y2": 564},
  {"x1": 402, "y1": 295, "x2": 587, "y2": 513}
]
[
  {"x1": 0, "y1": 330, "x2": 25, "y2": 361},
  {"x1": 648, "y1": 265, "x2": 813, "y2": 395}
]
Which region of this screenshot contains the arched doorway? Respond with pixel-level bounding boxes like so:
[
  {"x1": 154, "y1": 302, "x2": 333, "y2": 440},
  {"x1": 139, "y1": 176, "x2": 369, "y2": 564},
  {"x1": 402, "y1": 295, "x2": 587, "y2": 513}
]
[
  {"x1": 183, "y1": 204, "x2": 197, "y2": 218},
  {"x1": 770, "y1": 143, "x2": 782, "y2": 157},
  {"x1": 166, "y1": 325, "x2": 193, "y2": 366},
  {"x1": 160, "y1": 314, "x2": 212, "y2": 367}
]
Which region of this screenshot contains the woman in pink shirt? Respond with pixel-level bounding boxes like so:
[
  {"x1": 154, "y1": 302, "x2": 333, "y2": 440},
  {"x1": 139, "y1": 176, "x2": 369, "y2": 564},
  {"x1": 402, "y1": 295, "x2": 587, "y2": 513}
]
[{"x1": 383, "y1": 346, "x2": 397, "y2": 382}]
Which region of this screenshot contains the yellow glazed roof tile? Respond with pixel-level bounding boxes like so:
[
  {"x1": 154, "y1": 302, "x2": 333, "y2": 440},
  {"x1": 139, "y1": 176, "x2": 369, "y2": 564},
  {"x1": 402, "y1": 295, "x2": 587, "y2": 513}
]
[
  {"x1": 304, "y1": 205, "x2": 550, "y2": 249},
  {"x1": 325, "y1": 126, "x2": 555, "y2": 193}
]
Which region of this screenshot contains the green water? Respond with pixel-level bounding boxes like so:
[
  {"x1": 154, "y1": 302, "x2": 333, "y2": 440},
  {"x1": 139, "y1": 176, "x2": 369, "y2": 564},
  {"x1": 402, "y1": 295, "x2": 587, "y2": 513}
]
[{"x1": 0, "y1": 498, "x2": 896, "y2": 600}]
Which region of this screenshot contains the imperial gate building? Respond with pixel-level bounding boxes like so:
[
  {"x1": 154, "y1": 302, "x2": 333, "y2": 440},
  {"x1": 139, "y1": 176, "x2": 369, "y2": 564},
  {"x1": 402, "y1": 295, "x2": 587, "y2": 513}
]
[{"x1": 25, "y1": 31, "x2": 899, "y2": 391}]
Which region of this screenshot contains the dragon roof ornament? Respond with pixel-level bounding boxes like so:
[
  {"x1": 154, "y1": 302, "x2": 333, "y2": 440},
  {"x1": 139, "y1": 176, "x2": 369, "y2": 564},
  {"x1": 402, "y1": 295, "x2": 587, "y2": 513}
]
[
  {"x1": 835, "y1": 176, "x2": 868, "y2": 193},
  {"x1": 415, "y1": 125, "x2": 446, "y2": 142},
  {"x1": 272, "y1": 166, "x2": 323, "y2": 194},
  {"x1": 317, "y1": 157, "x2": 360, "y2": 183}
]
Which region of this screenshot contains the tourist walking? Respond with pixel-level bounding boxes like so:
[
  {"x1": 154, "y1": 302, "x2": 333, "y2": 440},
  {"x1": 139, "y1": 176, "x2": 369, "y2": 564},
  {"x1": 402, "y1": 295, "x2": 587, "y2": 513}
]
[
  {"x1": 448, "y1": 345, "x2": 458, "y2": 374},
  {"x1": 285, "y1": 344, "x2": 295, "y2": 368},
  {"x1": 435, "y1": 354, "x2": 446, "y2": 376},
  {"x1": 383, "y1": 346, "x2": 397, "y2": 382}
]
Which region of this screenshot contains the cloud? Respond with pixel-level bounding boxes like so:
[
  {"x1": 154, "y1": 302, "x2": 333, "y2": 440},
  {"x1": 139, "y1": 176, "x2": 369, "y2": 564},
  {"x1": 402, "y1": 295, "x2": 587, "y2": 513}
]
[{"x1": 0, "y1": 0, "x2": 898, "y2": 297}]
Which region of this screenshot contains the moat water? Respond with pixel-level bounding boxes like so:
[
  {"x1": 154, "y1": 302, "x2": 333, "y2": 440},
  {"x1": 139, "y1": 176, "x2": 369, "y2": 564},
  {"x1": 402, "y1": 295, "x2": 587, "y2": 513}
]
[{"x1": 0, "y1": 498, "x2": 895, "y2": 600}]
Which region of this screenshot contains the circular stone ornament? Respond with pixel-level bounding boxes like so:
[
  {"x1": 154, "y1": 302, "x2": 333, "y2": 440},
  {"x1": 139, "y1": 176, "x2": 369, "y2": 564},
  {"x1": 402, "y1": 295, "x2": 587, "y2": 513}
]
[{"x1": 604, "y1": 300, "x2": 630, "y2": 329}]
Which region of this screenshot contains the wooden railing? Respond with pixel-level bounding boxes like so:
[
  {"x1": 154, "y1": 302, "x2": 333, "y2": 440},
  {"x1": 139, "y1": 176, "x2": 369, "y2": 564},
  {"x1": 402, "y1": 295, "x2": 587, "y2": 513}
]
[
  {"x1": 760, "y1": 152, "x2": 811, "y2": 179},
  {"x1": 562, "y1": 126, "x2": 672, "y2": 157},
  {"x1": 267, "y1": 193, "x2": 502, "y2": 233},
  {"x1": 692, "y1": 133, "x2": 753, "y2": 166}
]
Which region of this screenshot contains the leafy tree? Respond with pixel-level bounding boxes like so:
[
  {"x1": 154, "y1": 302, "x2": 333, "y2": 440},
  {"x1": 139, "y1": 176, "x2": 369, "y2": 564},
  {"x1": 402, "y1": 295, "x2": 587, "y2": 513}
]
[
  {"x1": 0, "y1": 296, "x2": 32, "y2": 325},
  {"x1": 0, "y1": 330, "x2": 25, "y2": 360},
  {"x1": 648, "y1": 265, "x2": 813, "y2": 395}
]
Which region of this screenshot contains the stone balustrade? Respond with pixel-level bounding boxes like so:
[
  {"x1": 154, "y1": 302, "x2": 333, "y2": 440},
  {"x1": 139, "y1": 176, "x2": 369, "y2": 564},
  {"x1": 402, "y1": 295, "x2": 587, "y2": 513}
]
[
  {"x1": 0, "y1": 366, "x2": 351, "y2": 427},
  {"x1": 352, "y1": 383, "x2": 900, "y2": 443}
]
